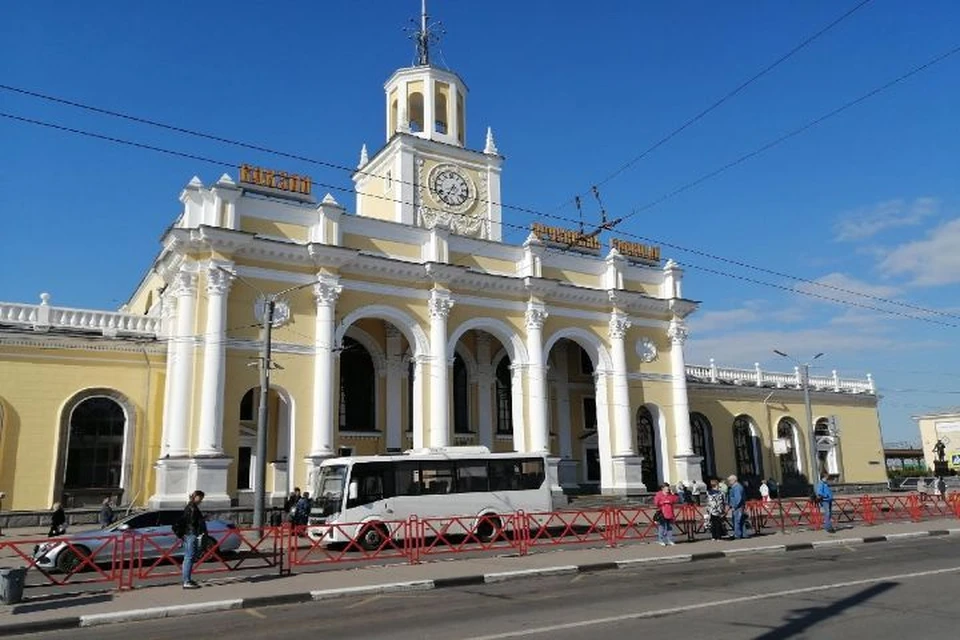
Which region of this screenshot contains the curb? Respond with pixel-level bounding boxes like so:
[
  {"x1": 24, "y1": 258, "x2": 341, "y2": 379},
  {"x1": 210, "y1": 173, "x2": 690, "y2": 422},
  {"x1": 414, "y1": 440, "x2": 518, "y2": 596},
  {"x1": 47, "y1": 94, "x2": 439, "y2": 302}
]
[{"x1": 3, "y1": 527, "x2": 959, "y2": 635}]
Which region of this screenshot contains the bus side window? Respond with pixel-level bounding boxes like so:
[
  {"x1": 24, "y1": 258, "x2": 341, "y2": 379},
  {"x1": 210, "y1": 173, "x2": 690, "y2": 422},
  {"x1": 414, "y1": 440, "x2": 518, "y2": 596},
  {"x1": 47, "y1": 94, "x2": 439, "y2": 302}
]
[
  {"x1": 395, "y1": 462, "x2": 421, "y2": 496},
  {"x1": 420, "y1": 462, "x2": 454, "y2": 494},
  {"x1": 456, "y1": 461, "x2": 488, "y2": 493},
  {"x1": 521, "y1": 459, "x2": 546, "y2": 489},
  {"x1": 349, "y1": 463, "x2": 391, "y2": 507},
  {"x1": 489, "y1": 460, "x2": 521, "y2": 491}
]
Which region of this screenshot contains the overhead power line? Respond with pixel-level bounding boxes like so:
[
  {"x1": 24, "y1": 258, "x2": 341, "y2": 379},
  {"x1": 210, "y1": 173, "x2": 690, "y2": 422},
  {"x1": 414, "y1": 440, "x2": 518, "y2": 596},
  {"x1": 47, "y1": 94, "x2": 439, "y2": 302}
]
[
  {"x1": 2, "y1": 40, "x2": 958, "y2": 324},
  {"x1": 560, "y1": 0, "x2": 876, "y2": 206}
]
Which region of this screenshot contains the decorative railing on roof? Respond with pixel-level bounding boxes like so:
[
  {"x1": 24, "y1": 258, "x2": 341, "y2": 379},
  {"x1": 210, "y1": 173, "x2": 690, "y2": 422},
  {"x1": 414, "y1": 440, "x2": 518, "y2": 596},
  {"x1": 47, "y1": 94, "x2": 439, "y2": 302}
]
[
  {"x1": 0, "y1": 294, "x2": 160, "y2": 338},
  {"x1": 687, "y1": 359, "x2": 875, "y2": 395}
]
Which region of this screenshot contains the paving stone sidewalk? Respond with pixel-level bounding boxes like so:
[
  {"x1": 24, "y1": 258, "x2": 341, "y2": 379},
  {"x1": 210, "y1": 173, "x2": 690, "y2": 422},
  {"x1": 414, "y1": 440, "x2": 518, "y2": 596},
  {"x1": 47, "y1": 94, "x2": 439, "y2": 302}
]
[{"x1": 1, "y1": 518, "x2": 958, "y2": 636}]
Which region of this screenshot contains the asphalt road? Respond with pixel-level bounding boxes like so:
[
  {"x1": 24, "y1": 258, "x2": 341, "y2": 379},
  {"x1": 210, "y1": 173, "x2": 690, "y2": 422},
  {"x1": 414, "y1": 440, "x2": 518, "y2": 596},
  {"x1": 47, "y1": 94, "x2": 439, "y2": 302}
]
[{"x1": 18, "y1": 535, "x2": 960, "y2": 639}]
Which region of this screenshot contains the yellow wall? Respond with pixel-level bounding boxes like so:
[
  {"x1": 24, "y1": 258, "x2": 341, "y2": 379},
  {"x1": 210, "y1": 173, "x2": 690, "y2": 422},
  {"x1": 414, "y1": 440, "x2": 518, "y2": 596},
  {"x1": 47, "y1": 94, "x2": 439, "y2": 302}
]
[
  {"x1": 0, "y1": 345, "x2": 164, "y2": 510},
  {"x1": 239, "y1": 216, "x2": 309, "y2": 243},
  {"x1": 343, "y1": 233, "x2": 421, "y2": 261}
]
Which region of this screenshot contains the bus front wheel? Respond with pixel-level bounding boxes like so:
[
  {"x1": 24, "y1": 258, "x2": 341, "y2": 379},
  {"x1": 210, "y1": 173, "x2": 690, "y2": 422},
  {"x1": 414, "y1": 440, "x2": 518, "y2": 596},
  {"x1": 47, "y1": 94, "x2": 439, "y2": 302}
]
[{"x1": 358, "y1": 523, "x2": 389, "y2": 551}]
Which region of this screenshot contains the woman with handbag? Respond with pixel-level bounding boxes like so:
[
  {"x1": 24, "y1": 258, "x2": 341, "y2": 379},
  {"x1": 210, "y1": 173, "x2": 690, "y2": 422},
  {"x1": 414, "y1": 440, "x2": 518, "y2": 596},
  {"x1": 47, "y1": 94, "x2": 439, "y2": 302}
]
[
  {"x1": 706, "y1": 478, "x2": 726, "y2": 541},
  {"x1": 653, "y1": 483, "x2": 679, "y2": 546}
]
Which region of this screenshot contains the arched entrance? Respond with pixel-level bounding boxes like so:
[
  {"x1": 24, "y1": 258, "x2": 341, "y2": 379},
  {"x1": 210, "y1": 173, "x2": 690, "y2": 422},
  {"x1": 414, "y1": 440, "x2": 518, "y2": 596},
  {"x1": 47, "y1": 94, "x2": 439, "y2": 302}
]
[
  {"x1": 57, "y1": 389, "x2": 135, "y2": 507},
  {"x1": 777, "y1": 418, "x2": 802, "y2": 481},
  {"x1": 690, "y1": 412, "x2": 716, "y2": 480},
  {"x1": 733, "y1": 414, "x2": 763, "y2": 489},
  {"x1": 636, "y1": 406, "x2": 659, "y2": 487},
  {"x1": 236, "y1": 385, "x2": 294, "y2": 503}
]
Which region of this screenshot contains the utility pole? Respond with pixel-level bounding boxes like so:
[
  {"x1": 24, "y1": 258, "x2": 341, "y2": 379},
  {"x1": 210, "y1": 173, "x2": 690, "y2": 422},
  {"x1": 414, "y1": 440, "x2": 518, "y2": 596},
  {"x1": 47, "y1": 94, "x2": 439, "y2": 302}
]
[
  {"x1": 775, "y1": 350, "x2": 823, "y2": 487},
  {"x1": 253, "y1": 299, "x2": 275, "y2": 531}
]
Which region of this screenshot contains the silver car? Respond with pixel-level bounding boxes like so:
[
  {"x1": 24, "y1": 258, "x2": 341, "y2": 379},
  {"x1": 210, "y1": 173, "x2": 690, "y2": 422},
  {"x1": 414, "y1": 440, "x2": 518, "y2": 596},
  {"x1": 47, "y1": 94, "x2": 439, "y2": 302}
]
[{"x1": 32, "y1": 509, "x2": 242, "y2": 573}]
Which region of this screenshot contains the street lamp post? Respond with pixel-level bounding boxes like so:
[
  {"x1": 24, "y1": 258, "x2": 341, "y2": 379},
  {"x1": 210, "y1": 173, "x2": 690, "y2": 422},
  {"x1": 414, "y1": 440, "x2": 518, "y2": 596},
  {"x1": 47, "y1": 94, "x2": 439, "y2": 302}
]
[
  {"x1": 216, "y1": 267, "x2": 326, "y2": 531},
  {"x1": 774, "y1": 350, "x2": 824, "y2": 487}
]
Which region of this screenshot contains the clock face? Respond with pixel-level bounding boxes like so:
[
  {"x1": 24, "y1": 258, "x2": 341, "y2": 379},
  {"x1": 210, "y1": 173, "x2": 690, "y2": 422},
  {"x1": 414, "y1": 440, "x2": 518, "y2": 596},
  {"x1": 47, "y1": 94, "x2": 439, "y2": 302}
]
[{"x1": 433, "y1": 169, "x2": 469, "y2": 207}]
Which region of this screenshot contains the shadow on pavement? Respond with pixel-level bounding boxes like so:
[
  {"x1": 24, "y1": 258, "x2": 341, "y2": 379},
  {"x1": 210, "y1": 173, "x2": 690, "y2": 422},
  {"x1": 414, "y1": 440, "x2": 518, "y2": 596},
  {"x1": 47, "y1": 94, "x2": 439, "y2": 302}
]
[
  {"x1": 752, "y1": 582, "x2": 898, "y2": 639},
  {"x1": 10, "y1": 592, "x2": 114, "y2": 616}
]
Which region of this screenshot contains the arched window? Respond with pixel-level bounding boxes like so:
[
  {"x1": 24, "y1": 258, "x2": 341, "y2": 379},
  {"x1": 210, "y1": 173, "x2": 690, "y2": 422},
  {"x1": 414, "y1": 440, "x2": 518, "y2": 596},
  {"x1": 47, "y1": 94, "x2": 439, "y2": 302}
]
[
  {"x1": 240, "y1": 389, "x2": 255, "y2": 422},
  {"x1": 453, "y1": 353, "x2": 469, "y2": 433},
  {"x1": 733, "y1": 415, "x2": 763, "y2": 482},
  {"x1": 815, "y1": 418, "x2": 840, "y2": 477},
  {"x1": 690, "y1": 412, "x2": 716, "y2": 479},
  {"x1": 390, "y1": 98, "x2": 399, "y2": 134},
  {"x1": 777, "y1": 418, "x2": 801, "y2": 480},
  {"x1": 434, "y1": 83, "x2": 449, "y2": 134},
  {"x1": 339, "y1": 337, "x2": 376, "y2": 431},
  {"x1": 636, "y1": 406, "x2": 659, "y2": 487},
  {"x1": 65, "y1": 397, "x2": 125, "y2": 489},
  {"x1": 408, "y1": 92, "x2": 424, "y2": 133},
  {"x1": 495, "y1": 357, "x2": 512, "y2": 434}
]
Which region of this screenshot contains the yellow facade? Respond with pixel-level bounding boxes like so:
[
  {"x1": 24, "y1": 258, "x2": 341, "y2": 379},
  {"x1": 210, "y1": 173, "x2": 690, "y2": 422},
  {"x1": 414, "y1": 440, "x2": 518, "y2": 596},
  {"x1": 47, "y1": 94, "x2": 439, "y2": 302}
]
[{"x1": 0, "y1": 42, "x2": 886, "y2": 513}]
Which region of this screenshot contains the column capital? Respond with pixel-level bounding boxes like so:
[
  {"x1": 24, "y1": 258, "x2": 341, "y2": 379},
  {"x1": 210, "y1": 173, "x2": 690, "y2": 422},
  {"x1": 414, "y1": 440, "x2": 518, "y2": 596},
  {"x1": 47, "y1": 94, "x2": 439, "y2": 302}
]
[
  {"x1": 385, "y1": 324, "x2": 403, "y2": 340},
  {"x1": 172, "y1": 269, "x2": 198, "y2": 298},
  {"x1": 668, "y1": 316, "x2": 689, "y2": 345},
  {"x1": 161, "y1": 294, "x2": 177, "y2": 319},
  {"x1": 313, "y1": 275, "x2": 342, "y2": 306},
  {"x1": 525, "y1": 301, "x2": 548, "y2": 331},
  {"x1": 428, "y1": 288, "x2": 455, "y2": 319},
  {"x1": 608, "y1": 310, "x2": 631, "y2": 340},
  {"x1": 205, "y1": 264, "x2": 234, "y2": 296}
]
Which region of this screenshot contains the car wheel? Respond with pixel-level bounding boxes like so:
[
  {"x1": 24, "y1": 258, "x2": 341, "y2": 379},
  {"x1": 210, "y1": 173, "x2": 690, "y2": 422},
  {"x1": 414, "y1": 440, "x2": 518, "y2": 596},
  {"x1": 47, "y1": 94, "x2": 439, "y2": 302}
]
[{"x1": 56, "y1": 546, "x2": 89, "y2": 574}]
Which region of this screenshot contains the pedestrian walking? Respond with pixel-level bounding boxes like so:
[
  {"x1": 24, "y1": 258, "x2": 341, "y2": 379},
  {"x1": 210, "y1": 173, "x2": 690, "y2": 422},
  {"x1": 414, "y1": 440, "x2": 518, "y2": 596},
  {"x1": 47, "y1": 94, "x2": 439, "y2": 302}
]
[
  {"x1": 653, "y1": 483, "x2": 678, "y2": 546},
  {"x1": 48, "y1": 502, "x2": 67, "y2": 537},
  {"x1": 759, "y1": 480, "x2": 771, "y2": 503},
  {"x1": 706, "y1": 478, "x2": 726, "y2": 541},
  {"x1": 692, "y1": 479, "x2": 703, "y2": 506},
  {"x1": 726, "y1": 475, "x2": 748, "y2": 539},
  {"x1": 815, "y1": 472, "x2": 836, "y2": 533},
  {"x1": 99, "y1": 498, "x2": 115, "y2": 528},
  {"x1": 936, "y1": 476, "x2": 947, "y2": 501},
  {"x1": 178, "y1": 490, "x2": 207, "y2": 589}
]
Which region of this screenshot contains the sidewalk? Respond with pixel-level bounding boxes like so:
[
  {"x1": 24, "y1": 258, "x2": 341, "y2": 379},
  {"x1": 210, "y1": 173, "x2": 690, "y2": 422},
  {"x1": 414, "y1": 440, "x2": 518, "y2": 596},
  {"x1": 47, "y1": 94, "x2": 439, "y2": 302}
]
[{"x1": 2, "y1": 518, "x2": 958, "y2": 636}]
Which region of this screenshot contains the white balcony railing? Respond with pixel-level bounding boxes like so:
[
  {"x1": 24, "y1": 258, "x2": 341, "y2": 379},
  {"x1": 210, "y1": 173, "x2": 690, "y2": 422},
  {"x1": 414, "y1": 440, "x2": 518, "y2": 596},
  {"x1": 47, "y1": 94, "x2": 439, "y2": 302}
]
[
  {"x1": 687, "y1": 359, "x2": 875, "y2": 395},
  {"x1": 0, "y1": 294, "x2": 160, "y2": 338}
]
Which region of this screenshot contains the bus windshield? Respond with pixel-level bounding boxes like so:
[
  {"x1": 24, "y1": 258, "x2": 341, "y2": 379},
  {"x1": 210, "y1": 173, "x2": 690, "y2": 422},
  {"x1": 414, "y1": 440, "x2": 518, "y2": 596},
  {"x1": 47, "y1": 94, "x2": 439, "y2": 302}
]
[{"x1": 315, "y1": 464, "x2": 348, "y2": 516}]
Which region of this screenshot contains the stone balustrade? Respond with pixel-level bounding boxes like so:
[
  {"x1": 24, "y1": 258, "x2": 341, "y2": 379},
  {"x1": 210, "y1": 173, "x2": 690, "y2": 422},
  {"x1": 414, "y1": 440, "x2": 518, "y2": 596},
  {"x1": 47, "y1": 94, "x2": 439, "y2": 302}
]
[
  {"x1": 687, "y1": 358, "x2": 875, "y2": 395},
  {"x1": 0, "y1": 294, "x2": 160, "y2": 338}
]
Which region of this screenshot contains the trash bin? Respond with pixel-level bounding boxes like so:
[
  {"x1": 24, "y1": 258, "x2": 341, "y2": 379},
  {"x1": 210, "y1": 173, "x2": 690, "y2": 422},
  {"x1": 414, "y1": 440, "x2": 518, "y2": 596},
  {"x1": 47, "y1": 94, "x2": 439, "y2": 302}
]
[{"x1": 0, "y1": 567, "x2": 26, "y2": 605}]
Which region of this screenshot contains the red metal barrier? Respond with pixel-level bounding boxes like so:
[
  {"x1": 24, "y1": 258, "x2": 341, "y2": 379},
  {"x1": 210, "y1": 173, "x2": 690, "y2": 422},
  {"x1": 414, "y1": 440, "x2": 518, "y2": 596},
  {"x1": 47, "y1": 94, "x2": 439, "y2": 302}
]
[{"x1": 5, "y1": 492, "x2": 958, "y2": 594}]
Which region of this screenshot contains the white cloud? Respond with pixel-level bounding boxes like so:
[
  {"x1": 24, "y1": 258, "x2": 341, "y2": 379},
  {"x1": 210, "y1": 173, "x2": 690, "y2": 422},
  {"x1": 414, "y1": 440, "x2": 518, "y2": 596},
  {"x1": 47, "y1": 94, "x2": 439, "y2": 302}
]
[
  {"x1": 879, "y1": 217, "x2": 960, "y2": 287},
  {"x1": 833, "y1": 197, "x2": 938, "y2": 242},
  {"x1": 689, "y1": 307, "x2": 760, "y2": 334},
  {"x1": 686, "y1": 327, "x2": 896, "y2": 367},
  {"x1": 794, "y1": 272, "x2": 901, "y2": 307}
]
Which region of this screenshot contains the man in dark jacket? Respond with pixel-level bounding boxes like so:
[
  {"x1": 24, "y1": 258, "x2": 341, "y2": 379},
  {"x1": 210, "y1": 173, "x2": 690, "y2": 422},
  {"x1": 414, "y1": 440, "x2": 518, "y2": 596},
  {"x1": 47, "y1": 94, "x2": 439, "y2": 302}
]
[{"x1": 180, "y1": 490, "x2": 207, "y2": 589}]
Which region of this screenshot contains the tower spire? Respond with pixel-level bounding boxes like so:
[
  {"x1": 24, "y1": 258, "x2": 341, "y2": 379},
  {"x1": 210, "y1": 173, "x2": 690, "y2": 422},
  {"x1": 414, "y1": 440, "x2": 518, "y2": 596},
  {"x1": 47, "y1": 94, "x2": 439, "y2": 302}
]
[{"x1": 409, "y1": 0, "x2": 443, "y2": 67}]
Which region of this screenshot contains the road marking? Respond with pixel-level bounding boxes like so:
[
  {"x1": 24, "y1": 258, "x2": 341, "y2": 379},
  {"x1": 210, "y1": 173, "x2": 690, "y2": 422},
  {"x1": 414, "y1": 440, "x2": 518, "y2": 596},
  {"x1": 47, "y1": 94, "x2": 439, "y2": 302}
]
[
  {"x1": 462, "y1": 564, "x2": 960, "y2": 640},
  {"x1": 345, "y1": 595, "x2": 382, "y2": 610},
  {"x1": 570, "y1": 573, "x2": 585, "y2": 583},
  {"x1": 245, "y1": 609, "x2": 267, "y2": 619}
]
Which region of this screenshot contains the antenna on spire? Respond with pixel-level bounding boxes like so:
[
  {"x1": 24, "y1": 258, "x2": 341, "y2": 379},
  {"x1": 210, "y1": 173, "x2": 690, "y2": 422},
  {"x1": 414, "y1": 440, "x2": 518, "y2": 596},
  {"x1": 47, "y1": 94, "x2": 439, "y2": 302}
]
[{"x1": 405, "y1": 0, "x2": 444, "y2": 66}]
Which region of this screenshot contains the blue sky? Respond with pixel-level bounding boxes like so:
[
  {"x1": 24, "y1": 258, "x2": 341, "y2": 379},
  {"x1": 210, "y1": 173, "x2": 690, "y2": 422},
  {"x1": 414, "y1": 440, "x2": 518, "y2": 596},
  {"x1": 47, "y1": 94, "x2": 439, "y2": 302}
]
[{"x1": 2, "y1": 1, "x2": 959, "y2": 443}]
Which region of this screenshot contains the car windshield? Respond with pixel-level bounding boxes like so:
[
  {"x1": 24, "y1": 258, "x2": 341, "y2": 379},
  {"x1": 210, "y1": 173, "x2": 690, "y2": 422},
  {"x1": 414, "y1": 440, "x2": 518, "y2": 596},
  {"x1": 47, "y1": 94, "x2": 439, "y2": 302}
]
[{"x1": 315, "y1": 465, "x2": 347, "y2": 516}]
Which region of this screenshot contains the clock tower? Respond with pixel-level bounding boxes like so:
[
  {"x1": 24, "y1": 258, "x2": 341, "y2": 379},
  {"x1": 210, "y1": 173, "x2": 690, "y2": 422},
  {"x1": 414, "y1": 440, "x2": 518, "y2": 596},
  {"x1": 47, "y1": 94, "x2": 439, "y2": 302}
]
[{"x1": 353, "y1": 1, "x2": 504, "y2": 241}]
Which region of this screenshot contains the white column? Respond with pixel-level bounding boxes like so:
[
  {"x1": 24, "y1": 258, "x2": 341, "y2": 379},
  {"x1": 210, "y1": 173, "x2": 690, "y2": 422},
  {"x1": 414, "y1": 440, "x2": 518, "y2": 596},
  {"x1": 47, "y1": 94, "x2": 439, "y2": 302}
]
[
  {"x1": 668, "y1": 316, "x2": 702, "y2": 483},
  {"x1": 196, "y1": 263, "x2": 233, "y2": 455},
  {"x1": 475, "y1": 334, "x2": 494, "y2": 449},
  {"x1": 385, "y1": 325, "x2": 403, "y2": 451},
  {"x1": 525, "y1": 301, "x2": 549, "y2": 453},
  {"x1": 554, "y1": 345, "x2": 573, "y2": 459},
  {"x1": 510, "y1": 364, "x2": 527, "y2": 452},
  {"x1": 428, "y1": 288, "x2": 454, "y2": 448},
  {"x1": 159, "y1": 294, "x2": 177, "y2": 457},
  {"x1": 166, "y1": 267, "x2": 198, "y2": 457},
  {"x1": 609, "y1": 311, "x2": 635, "y2": 456},
  {"x1": 310, "y1": 275, "x2": 342, "y2": 459},
  {"x1": 412, "y1": 355, "x2": 426, "y2": 449},
  {"x1": 668, "y1": 317, "x2": 694, "y2": 456}
]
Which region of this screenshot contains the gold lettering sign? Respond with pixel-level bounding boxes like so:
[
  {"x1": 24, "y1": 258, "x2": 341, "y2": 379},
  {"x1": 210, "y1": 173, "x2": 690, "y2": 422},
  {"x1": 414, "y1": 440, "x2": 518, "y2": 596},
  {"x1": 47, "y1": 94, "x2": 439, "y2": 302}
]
[
  {"x1": 531, "y1": 222, "x2": 601, "y2": 252},
  {"x1": 239, "y1": 164, "x2": 313, "y2": 195},
  {"x1": 612, "y1": 238, "x2": 661, "y2": 264}
]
